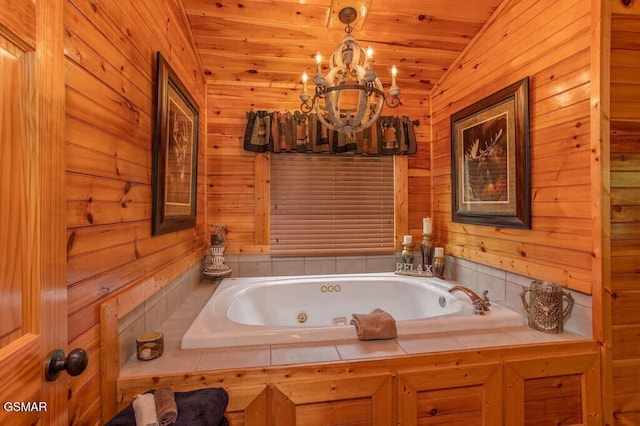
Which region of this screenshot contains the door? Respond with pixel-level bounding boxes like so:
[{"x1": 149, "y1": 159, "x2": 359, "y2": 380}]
[{"x1": 0, "y1": 0, "x2": 70, "y2": 425}]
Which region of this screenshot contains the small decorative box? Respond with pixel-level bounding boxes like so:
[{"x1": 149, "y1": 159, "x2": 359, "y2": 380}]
[{"x1": 136, "y1": 331, "x2": 164, "y2": 361}]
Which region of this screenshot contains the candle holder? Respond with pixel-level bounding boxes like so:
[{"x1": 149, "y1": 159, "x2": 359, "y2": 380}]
[
  {"x1": 420, "y1": 233, "x2": 433, "y2": 274},
  {"x1": 433, "y1": 255, "x2": 445, "y2": 278},
  {"x1": 401, "y1": 242, "x2": 414, "y2": 267},
  {"x1": 205, "y1": 224, "x2": 231, "y2": 282}
]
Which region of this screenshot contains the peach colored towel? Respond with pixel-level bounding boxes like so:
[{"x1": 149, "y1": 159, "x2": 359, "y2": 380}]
[{"x1": 350, "y1": 308, "x2": 398, "y2": 340}]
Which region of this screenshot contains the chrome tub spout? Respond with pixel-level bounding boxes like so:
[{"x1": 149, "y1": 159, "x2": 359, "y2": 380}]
[{"x1": 448, "y1": 286, "x2": 490, "y2": 315}]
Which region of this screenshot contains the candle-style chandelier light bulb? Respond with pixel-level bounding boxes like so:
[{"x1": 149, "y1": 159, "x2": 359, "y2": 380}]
[{"x1": 299, "y1": 7, "x2": 401, "y2": 135}]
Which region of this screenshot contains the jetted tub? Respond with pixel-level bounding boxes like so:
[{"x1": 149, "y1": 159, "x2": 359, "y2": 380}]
[{"x1": 181, "y1": 272, "x2": 524, "y2": 349}]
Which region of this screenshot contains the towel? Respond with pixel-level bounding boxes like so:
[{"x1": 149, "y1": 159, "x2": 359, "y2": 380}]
[
  {"x1": 132, "y1": 393, "x2": 159, "y2": 426},
  {"x1": 172, "y1": 388, "x2": 228, "y2": 426},
  {"x1": 154, "y1": 387, "x2": 178, "y2": 425},
  {"x1": 106, "y1": 388, "x2": 229, "y2": 426},
  {"x1": 350, "y1": 308, "x2": 398, "y2": 341}
]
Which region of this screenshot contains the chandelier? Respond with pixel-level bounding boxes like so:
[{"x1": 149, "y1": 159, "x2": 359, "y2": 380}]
[{"x1": 299, "y1": 7, "x2": 401, "y2": 135}]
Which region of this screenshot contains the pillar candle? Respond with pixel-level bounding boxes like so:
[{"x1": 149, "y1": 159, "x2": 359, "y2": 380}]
[
  {"x1": 403, "y1": 235, "x2": 412, "y2": 245},
  {"x1": 423, "y1": 217, "x2": 432, "y2": 235},
  {"x1": 434, "y1": 247, "x2": 444, "y2": 257}
]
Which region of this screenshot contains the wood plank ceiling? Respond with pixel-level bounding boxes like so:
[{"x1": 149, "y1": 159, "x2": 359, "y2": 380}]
[{"x1": 182, "y1": 0, "x2": 504, "y2": 95}]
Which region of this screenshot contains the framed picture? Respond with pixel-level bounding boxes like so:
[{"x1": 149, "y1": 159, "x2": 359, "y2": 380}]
[
  {"x1": 152, "y1": 52, "x2": 199, "y2": 236},
  {"x1": 450, "y1": 77, "x2": 530, "y2": 228}
]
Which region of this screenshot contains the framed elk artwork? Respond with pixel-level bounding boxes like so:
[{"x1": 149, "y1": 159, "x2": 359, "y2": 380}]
[{"x1": 450, "y1": 77, "x2": 530, "y2": 229}]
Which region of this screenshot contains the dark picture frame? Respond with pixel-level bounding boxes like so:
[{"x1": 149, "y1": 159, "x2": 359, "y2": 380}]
[
  {"x1": 152, "y1": 52, "x2": 199, "y2": 236},
  {"x1": 450, "y1": 77, "x2": 530, "y2": 228}
]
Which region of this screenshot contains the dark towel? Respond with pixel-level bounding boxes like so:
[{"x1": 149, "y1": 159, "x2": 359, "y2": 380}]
[
  {"x1": 350, "y1": 308, "x2": 398, "y2": 341},
  {"x1": 154, "y1": 387, "x2": 177, "y2": 425},
  {"x1": 107, "y1": 388, "x2": 229, "y2": 426}
]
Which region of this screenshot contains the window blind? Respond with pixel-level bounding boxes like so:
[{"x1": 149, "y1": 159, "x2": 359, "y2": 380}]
[{"x1": 270, "y1": 153, "x2": 395, "y2": 256}]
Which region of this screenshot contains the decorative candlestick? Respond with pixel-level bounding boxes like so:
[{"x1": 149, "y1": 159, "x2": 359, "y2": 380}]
[
  {"x1": 421, "y1": 233, "x2": 433, "y2": 274},
  {"x1": 205, "y1": 224, "x2": 232, "y2": 282},
  {"x1": 433, "y1": 246, "x2": 445, "y2": 278},
  {"x1": 401, "y1": 235, "x2": 413, "y2": 267}
]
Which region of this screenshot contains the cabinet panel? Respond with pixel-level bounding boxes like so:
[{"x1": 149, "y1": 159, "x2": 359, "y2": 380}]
[
  {"x1": 398, "y1": 362, "x2": 502, "y2": 426},
  {"x1": 225, "y1": 386, "x2": 268, "y2": 426},
  {"x1": 270, "y1": 373, "x2": 392, "y2": 425},
  {"x1": 504, "y1": 353, "x2": 601, "y2": 425}
]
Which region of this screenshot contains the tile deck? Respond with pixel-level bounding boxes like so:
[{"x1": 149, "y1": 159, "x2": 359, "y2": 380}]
[{"x1": 120, "y1": 282, "x2": 589, "y2": 377}]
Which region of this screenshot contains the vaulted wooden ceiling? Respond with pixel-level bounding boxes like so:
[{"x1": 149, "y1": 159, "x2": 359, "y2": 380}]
[{"x1": 182, "y1": 0, "x2": 504, "y2": 95}]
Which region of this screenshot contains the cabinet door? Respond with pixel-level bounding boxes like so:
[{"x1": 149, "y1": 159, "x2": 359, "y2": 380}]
[
  {"x1": 270, "y1": 373, "x2": 392, "y2": 425},
  {"x1": 225, "y1": 386, "x2": 268, "y2": 426},
  {"x1": 0, "y1": 0, "x2": 69, "y2": 425},
  {"x1": 504, "y1": 352, "x2": 601, "y2": 425},
  {"x1": 397, "y1": 362, "x2": 502, "y2": 425}
]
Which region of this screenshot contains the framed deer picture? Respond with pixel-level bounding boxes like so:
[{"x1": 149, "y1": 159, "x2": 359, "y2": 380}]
[
  {"x1": 450, "y1": 77, "x2": 530, "y2": 229},
  {"x1": 152, "y1": 52, "x2": 199, "y2": 236}
]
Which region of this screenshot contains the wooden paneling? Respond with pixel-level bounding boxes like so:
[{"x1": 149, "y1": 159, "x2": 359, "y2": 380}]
[
  {"x1": 430, "y1": 0, "x2": 595, "y2": 294},
  {"x1": 609, "y1": 3, "x2": 640, "y2": 423},
  {"x1": 63, "y1": 0, "x2": 205, "y2": 423},
  {"x1": 112, "y1": 341, "x2": 601, "y2": 425},
  {"x1": 397, "y1": 363, "x2": 502, "y2": 425},
  {"x1": 206, "y1": 85, "x2": 431, "y2": 254},
  {"x1": 504, "y1": 352, "x2": 601, "y2": 425},
  {"x1": 271, "y1": 374, "x2": 393, "y2": 425},
  {"x1": 183, "y1": 0, "x2": 503, "y2": 93}
]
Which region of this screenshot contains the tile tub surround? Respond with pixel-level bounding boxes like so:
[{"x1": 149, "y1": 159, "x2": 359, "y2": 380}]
[
  {"x1": 204, "y1": 253, "x2": 401, "y2": 278},
  {"x1": 447, "y1": 256, "x2": 593, "y2": 338},
  {"x1": 119, "y1": 280, "x2": 589, "y2": 378},
  {"x1": 203, "y1": 253, "x2": 593, "y2": 337},
  {"x1": 118, "y1": 262, "x2": 203, "y2": 365}
]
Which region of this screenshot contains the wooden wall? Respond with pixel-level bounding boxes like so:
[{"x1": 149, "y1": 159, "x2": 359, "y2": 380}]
[
  {"x1": 63, "y1": 0, "x2": 205, "y2": 423},
  {"x1": 609, "y1": 1, "x2": 640, "y2": 423},
  {"x1": 206, "y1": 79, "x2": 431, "y2": 254},
  {"x1": 430, "y1": 0, "x2": 595, "y2": 294}
]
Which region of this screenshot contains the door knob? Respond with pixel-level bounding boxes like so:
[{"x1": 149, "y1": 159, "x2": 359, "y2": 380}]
[{"x1": 45, "y1": 348, "x2": 88, "y2": 381}]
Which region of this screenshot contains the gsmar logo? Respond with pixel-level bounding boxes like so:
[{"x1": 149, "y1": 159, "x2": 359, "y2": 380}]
[{"x1": 3, "y1": 402, "x2": 48, "y2": 412}]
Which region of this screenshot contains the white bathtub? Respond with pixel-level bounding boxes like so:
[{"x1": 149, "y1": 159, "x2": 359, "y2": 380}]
[{"x1": 181, "y1": 272, "x2": 524, "y2": 349}]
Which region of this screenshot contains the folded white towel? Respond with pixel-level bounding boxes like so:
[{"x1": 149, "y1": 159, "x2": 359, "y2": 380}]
[{"x1": 133, "y1": 393, "x2": 159, "y2": 426}]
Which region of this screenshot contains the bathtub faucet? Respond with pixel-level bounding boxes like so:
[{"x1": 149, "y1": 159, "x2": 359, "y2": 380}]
[{"x1": 448, "y1": 286, "x2": 490, "y2": 315}]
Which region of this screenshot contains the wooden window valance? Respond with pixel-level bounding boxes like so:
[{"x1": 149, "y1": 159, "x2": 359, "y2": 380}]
[{"x1": 243, "y1": 111, "x2": 419, "y2": 155}]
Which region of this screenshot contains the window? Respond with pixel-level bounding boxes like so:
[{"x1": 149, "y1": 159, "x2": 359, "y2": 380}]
[{"x1": 270, "y1": 153, "x2": 395, "y2": 256}]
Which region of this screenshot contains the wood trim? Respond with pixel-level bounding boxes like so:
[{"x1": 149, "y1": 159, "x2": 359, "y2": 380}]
[
  {"x1": 592, "y1": 0, "x2": 612, "y2": 343},
  {"x1": 394, "y1": 155, "x2": 409, "y2": 249},
  {"x1": 36, "y1": 0, "x2": 68, "y2": 424},
  {"x1": 594, "y1": 0, "x2": 613, "y2": 424},
  {"x1": 254, "y1": 152, "x2": 270, "y2": 245}
]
